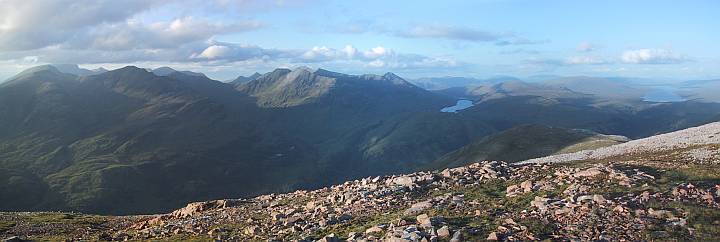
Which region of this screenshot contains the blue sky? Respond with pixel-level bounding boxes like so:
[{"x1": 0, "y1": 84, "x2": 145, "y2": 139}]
[{"x1": 0, "y1": 0, "x2": 718, "y2": 81}]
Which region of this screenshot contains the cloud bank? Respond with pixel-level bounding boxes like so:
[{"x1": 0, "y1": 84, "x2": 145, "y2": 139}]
[{"x1": 621, "y1": 49, "x2": 689, "y2": 64}]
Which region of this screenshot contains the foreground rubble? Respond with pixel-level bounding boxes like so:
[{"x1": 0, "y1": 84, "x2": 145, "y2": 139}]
[{"x1": 2, "y1": 145, "x2": 720, "y2": 241}]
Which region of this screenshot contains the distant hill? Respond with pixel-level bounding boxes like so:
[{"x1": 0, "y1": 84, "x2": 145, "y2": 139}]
[
  {"x1": 412, "y1": 76, "x2": 518, "y2": 90},
  {"x1": 466, "y1": 81, "x2": 590, "y2": 101},
  {"x1": 678, "y1": 79, "x2": 720, "y2": 102},
  {"x1": 429, "y1": 124, "x2": 628, "y2": 169},
  {"x1": 151, "y1": 67, "x2": 208, "y2": 78},
  {"x1": 52, "y1": 64, "x2": 107, "y2": 76},
  {"x1": 542, "y1": 76, "x2": 650, "y2": 100}
]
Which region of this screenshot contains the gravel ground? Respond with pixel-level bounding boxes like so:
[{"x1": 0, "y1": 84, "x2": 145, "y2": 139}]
[{"x1": 519, "y1": 122, "x2": 720, "y2": 164}]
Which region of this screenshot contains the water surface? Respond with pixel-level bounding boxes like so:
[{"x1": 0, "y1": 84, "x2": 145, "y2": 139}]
[
  {"x1": 441, "y1": 99, "x2": 474, "y2": 113},
  {"x1": 643, "y1": 87, "x2": 685, "y2": 102}
]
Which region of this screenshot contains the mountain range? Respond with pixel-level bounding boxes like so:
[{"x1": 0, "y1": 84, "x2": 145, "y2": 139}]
[{"x1": 1, "y1": 65, "x2": 720, "y2": 215}]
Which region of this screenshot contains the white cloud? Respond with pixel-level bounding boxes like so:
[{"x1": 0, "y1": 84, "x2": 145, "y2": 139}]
[
  {"x1": 566, "y1": 56, "x2": 609, "y2": 65},
  {"x1": 362, "y1": 46, "x2": 392, "y2": 59},
  {"x1": 195, "y1": 45, "x2": 232, "y2": 59},
  {"x1": 621, "y1": 49, "x2": 689, "y2": 64},
  {"x1": 0, "y1": 1, "x2": 263, "y2": 52},
  {"x1": 0, "y1": 0, "x2": 158, "y2": 51},
  {"x1": 342, "y1": 45, "x2": 357, "y2": 59},
  {"x1": 367, "y1": 60, "x2": 385, "y2": 68}
]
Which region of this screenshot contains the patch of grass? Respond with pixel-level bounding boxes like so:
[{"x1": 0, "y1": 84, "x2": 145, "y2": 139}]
[
  {"x1": 0, "y1": 220, "x2": 16, "y2": 233},
  {"x1": 25, "y1": 212, "x2": 105, "y2": 226},
  {"x1": 519, "y1": 217, "x2": 555, "y2": 239},
  {"x1": 642, "y1": 201, "x2": 720, "y2": 241}
]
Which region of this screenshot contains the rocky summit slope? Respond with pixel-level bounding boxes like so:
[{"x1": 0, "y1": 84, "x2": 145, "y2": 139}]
[{"x1": 2, "y1": 123, "x2": 720, "y2": 241}]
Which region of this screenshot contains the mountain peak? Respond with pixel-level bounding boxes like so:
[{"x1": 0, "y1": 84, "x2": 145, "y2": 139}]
[
  {"x1": 16, "y1": 65, "x2": 62, "y2": 76},
  {"x1": 50, "y1": 64, "x2": 107, "y2": 76},
  {"x1": 292, "y1": 66, "x2": 314, "y2": 73},
  {"x1": 383, "y1": 72, "x2": 402, "y2": 80},
  {"x1": 314, "y1": 68, "x2": 347, "y2": 78},
  {"x1": 152, "y1": 67, "x2": 177, "y2": 76},
  {"x1": 117, "y1": 65, "x2": 150, "y2": 73}
]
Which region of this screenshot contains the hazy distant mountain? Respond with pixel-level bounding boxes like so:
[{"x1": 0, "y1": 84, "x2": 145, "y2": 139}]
[
  {"x1": 542, "y1": 76, "x2": 650, "y2": 100},
  {"x1": 230, "y1": 72, "x2": 262, "y2": 85},
  {"x1": 50, "y1": 64, "x2": 107, "y2": 76},
  {"x1": 678, "y1": 79, "x2": 720, "y2": 102},
  {"x1": 151, "y1": 66, "x2": 208, "y2": 78},
  {"x1": 435, "y1": 80, "x2": 589, "y2": 102},
  {"x1": 412, "y1": 76, "x2": 518, "y2": 90}
]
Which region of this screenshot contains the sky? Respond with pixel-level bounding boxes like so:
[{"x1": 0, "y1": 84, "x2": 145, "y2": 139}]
[{"x1": 0, "y1": 0, "x2": 718, "y2": 81}]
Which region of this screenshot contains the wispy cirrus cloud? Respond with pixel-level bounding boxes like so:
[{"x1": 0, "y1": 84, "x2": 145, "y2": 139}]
[
  {"x1": 396, "y1": 25, "x2": 506, "y2": 42},
  {"x1": 396, "y1": 24, "x2": 546, "y2": 46},
  {"x1": 326, "y1": 21, "x2": 546, "y2": 46}
]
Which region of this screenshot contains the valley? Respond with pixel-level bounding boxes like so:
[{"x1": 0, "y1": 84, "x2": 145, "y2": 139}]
[{"x1": 1, "y1": 65, "x2": 719, "y2": 216}]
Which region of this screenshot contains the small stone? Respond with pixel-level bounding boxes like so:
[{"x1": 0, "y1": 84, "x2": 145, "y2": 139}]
[
  {"x1": 365, "y1": 225, "x2": 384, "y2": 234},
  {"x1": 437, "y1": 226, "x2": 451, "y2": 238},
  {"x1": 244, "y1": 225, "x2": 260, "y2": 236},
  {"x1": 613, "y1": 205, "x2": 625, "y2": 213},
  {"x1": 416, "y1": 214, "x2": 433, "y2": 228},
  {"x1": 405, "y1": 200, "x2": 433, "y2": 215},
  {"x1": 573, "y1": 167, "x2": 603, "y2": 178},
  {"x1": 450, "y1": 229, "x2": 464, "y2": 242},
  {"x1": 271, "y1": 212, "x2": 286, "y2": 220},
  {"x1": 487, "y1": 232, "x2": 498, "y2": 241},
  {"x1": 520, "y1": 180, "x2": 533, "y2": 192}
]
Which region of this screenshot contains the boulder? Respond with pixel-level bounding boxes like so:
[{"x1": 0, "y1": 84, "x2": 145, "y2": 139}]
[
  {"x1": 573, "y1": 167, "x2": 603, "y2": 178},
  {"x1": 520, "y1": 180, "x2": 533, "y2": 192},
  {"x1": 365, "y1": 225, "x2": 384, "y2": 234},
  {"x1": 404, "y1": 200, "x2": 433, "y2": 215},
  {"x1": 487, "y1": 232, "x2": 499, "y2": 241},
  {"x1": 416, "y1": 214, "x2": 433, "y2": 228},
  {"x1": 437, "y1": 226, "x2": 451, "y2": 238},
  {"x1": 450, "y1": 229, "x2": 464, "y2": 242},
  {"x1": 170, "y1": 200, "x2": 237, "y2": 218}
]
